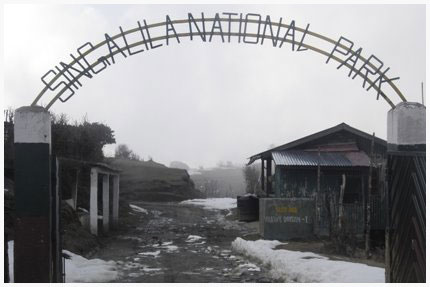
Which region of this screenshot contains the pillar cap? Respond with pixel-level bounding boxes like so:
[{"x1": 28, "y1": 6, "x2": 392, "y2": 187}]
[
  {"x1": 14, "y1": 105, "x2": 51, "y2": 145},
  {"x1": 387, "y1": 101, "x2": 425, "y2": 151},
  {"x1": 390, "y1": 101, "x2": 425, "y2": 111},
  {"x1": 16, "y1": 106, "x2": 48, "y2": 113}
]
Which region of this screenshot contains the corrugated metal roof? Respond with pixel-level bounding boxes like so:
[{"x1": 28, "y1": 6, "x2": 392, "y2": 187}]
[
  {"x1": 248, "y1": 123, "x2": 386, "y2": 165},
  {"x1": 272, "y1": 151, "x2": 369, "y2": 167}
]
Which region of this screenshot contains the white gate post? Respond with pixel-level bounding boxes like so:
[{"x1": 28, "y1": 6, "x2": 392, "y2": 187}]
[
  {"x1": 13, "y1": 106, "x2": 52, "y2": 282},
  {"x1": 386, "y1": 102, "x2": 426, "y2": 283},
  {"x1": 90, "y1": 168, "x2": 98, "y2": 235},
  {"x1": 102, "y1": 174, "x2": 110, "y2": 232},
  {"x1": 112, "y1": 175, "x2": 120, "y2": 226}
]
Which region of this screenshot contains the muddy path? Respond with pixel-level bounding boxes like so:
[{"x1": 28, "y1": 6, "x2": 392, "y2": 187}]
[{"x1": 91, "y1": 201, "x2": 279, "y2": 283}]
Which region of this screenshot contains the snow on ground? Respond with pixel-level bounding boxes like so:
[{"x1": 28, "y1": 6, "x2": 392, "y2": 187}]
[
  {"x1": 151, "y1": 241, "x2": 179, "y2": 253},
  {"x1": 8, "y1": 241, "x2": 13, "y2": 282},
  {"x1": 238, "y1": 262, "x2": 261, "y2": 272},
  {"x1": 63, "y1": 250, "x2": 118, "y2": 282},
  {"x1": 232, "y1": 238, "x2": 384, "y2": 283},
  {"x1": 7, "y1": 241, "x2": 118, "y2": 283},
  {"x1": 179, "y1": 198, "x2": 237, "y2": 210},
  {"x1": 141, "y1": 266, "x2": 163, "y2": 272},
  {"x1": 129, "y1": 204, "x2": 149, "y2": 214},
  {"x1": 138, "y1": 250, "x2": 161, "y2": 258},
  {"x1": 185, "y1": 235, "x2": 205, "y2": 243}
]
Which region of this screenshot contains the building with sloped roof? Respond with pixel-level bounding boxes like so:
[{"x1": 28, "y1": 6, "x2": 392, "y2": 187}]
[{"x1": 249, "y1": 123, "x2": 387, "y2": 238}]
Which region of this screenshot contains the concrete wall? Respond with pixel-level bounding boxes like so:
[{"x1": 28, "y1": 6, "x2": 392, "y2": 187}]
[{"x1": 259, "y1": 198, "x2": 315, "y2": 240}]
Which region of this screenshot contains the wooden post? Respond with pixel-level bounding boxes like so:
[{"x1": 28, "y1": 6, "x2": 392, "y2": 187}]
[
  {"x1": 365, "y1": 132, "x2": 375, "y2": 258},
  {"x1": 267, "y1": 158, "x2": 272, "y2": 195},
  {"x1": 72, "y1": 169, "x2": 79, "y2": 210},
  {"x1": 260, "y1": 160, "x2": 265, "y2": 193},
  {"x1": 338, "y1": 174, "x2": 346, "y2": 231},
  {"x1": 315, "y1": 147, "x2": 321, "y2": 235}
]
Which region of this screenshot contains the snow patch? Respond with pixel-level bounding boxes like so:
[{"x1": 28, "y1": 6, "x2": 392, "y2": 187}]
[
  {"x1": 238, "y1": 262, "x2": 261, "y2": 272},
  {"x1": 63, "y1": 250, "x2": 118, "y2": 282},
  {"x1": 152, "y1": 241, "x2": 179, "y2": 253},
  {"x1": 7, "y1": 241, "x2": 118, "y2": 283},
  {"x1": 141, "y1": 266, "x2": 162, "y2": 272},
  {"x1": 138, "y1": 250, "x2": 161, "y2": 258},
  {"x1": 185, "y1": 235, "x2": 204, "y2": 243},
  {"x1": 180, "y1": 198, "x2": 237, "y2": 210},
  {"x1": 231, "y1": 238, "x2": 384, "y2": 283},
  {"x1": 7, "y1": 241, "x2": 13, "y2": 282},
  {"x1": 129, "y1": 204, "x2": 149, "y2": 214}
]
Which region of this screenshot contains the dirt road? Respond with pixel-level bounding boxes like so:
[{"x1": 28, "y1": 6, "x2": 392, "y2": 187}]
[{"x1": 92, "y1": 201, "x2": 279, "y2": 283}]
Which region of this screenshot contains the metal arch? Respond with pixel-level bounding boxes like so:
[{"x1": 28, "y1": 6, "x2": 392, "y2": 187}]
[{"x1": 32, "y1": 17, "x2": 404, "y2": 109}]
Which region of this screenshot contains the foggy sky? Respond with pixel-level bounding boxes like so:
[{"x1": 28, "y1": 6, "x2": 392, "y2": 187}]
[{"x1": 3, "y1": 4, "x2": 426, "y2": 168}]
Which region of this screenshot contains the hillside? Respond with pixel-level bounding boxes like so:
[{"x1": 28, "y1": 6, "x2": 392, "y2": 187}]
[
  {"x1": 190, "y1": 166, "x2": 246, "y2": 198},
  {"x1": 106, "y1": 158, "x2": 204, "y2": 201}
]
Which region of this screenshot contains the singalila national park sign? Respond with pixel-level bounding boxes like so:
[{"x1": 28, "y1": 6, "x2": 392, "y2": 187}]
[{"x1": 32, "y1": 12, "x2": 406, "y2": 109}]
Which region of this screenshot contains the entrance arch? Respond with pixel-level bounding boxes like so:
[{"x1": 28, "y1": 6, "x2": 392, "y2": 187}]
[{"x1": 30, "y1": 14, "x2": 406, "y2": 109}]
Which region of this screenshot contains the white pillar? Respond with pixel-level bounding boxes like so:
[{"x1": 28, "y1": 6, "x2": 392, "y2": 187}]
[
  {"x1": 14, "y1": 106, "x2": 52, "y2": 282},
  {"x1": 112, "y1": 175, "x2": 120, "y2": 226},
  {"x1": 386, "y1": 101, "x2": 426, "y2": 283},
  {"x1": 90, "y1": 168, "x2": 98, "y2": 235},
  {"x1": 102, "y1": 174, "x2": 110, "y2": 232}
]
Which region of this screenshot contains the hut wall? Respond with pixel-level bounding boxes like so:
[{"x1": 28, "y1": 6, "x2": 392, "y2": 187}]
[
  {"x1": 275, "y1": 167, "x2": 317, "y2": 198},
  {"x1": 274, "y1": 166, "x2": 372, "y2": 236}
]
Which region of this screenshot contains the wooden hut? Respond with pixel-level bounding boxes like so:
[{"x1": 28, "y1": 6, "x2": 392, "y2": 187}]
[{"x1": 249, "y1": 123, "x2": 386, "y2": 238}]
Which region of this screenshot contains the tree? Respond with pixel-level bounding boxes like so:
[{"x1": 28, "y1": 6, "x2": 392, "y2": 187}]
[
  {"x1": 115, "y1": 144, "x2": 132, "y2": 159},
  {"x1": 243, "y1": 164, "x2": 260, "y2": 195},
  {"x1": 115, "y1": 144, "x2": 140, "y2": 161},
  {"x1": 51, "y1": 113, "x2": 115, "y2": 162},
  {"x1": 130, "y1": 152, "x2": 141, "y2": 161}
]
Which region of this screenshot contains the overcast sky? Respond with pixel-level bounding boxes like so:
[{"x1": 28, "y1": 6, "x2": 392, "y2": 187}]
[{"x1": 3, "y1": 4, "x2": 426, "y2": 168}]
